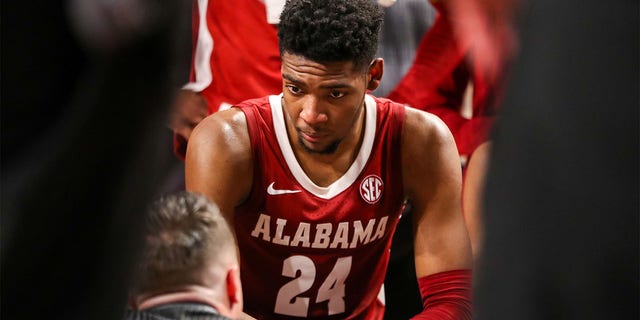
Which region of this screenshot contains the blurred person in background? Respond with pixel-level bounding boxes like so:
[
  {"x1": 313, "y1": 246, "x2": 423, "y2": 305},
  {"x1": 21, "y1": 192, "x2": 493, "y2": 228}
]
[
  {"x1": 124, "y1": 192, "x2": 242, "y2": 320},
  {"x1": 1, "y1": 1, "x2": 190, "y2": 319},
  {"x1": 387, "y1": 0, "x2": 511, "y2": 261},
  {"x1": 444, "y1": 0, "x2": 639, "y2": 319},
  {"x1": 169, "y1": 0, "x2": 283, "y2": 160}
]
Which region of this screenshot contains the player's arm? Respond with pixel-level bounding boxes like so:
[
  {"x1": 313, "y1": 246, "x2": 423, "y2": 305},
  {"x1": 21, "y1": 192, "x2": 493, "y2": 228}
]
[
  {"x1": 185, "y1": 108, "x2": 253, "y2": 224},
  {"x1": 462, "y1": 141, "x2": 492, "y2": 261},
  {"x1": 402, "y1": 107, "x2": 473, "y2": 320},
  {"x1": 186, "y1": 108, "x2": 257, "y2": 320}
]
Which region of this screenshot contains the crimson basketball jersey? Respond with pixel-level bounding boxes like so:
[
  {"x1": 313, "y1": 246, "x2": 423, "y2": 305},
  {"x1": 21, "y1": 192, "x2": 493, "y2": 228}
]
[
  {"x1": 235, "y1": 94, "x2": 406, "y2": 319},
  {"x1": 175, "y1": 0, "x2": 283, "y2": 159},
  {"x1": 184, "y1": 0, "x2": 282, "y2": 113}
]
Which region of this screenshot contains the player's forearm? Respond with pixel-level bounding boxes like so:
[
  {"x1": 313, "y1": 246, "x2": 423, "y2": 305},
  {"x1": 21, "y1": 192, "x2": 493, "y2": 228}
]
[{"x1": 411, "y1": 269, "x2": 472, "y2": 320}]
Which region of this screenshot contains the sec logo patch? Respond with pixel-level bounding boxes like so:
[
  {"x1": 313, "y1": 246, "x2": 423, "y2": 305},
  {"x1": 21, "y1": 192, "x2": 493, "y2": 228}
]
[{"x1": 360, "y1": 175, "x2": 383, "y2": 204}]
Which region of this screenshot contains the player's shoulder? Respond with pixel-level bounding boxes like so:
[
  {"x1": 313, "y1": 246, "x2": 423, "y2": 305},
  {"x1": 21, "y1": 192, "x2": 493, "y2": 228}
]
[
  {"x1": 405, "y1": 105, "x2": 450, "y2": 134},
  {"x1": 188, "y1": 106, "x2": 251, "y2": 159},
  {"x1": 403, "y1": 105, "x2": 451, "y2": 140},
  {"x1": 195, "y1": 107, "x2": 248, "y2": 137},
  {"x1": 200, "y1": 94, "x2": 273, "y2": 128}
]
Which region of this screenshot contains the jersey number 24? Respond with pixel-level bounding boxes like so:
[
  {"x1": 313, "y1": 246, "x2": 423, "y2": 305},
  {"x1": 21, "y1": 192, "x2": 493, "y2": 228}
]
[{"x1": 275, "y1": 255, "x2": 352, "y2": 317}]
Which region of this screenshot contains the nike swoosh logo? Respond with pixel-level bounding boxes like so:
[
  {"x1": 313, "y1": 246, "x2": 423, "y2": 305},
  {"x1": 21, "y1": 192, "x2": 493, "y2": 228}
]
[{"x1": 267, "y1": 182, "x2": 302, "y2": 195}]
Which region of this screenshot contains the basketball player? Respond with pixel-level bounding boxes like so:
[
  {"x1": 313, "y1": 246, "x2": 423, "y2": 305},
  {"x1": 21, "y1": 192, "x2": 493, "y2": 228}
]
[{"x1": 185, "y1": 0, "x2": 472, "y2": 319}]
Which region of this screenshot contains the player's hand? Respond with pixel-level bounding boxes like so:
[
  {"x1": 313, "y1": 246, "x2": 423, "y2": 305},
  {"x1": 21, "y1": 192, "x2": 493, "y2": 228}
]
[{"x1": 169, "y1": 89, "x2": 208, "y2": 141}]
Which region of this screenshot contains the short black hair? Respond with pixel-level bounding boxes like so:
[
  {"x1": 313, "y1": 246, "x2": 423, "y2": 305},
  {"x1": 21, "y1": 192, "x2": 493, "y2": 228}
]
[{"x1": 278, "y1": 0, "x2": 384, "y2": 71}]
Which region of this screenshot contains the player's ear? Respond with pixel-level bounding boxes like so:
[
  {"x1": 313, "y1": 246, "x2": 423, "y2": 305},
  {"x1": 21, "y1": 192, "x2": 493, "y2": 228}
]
[{"x1": 367, "y1": 58, "x2": 384, "y2": 91}]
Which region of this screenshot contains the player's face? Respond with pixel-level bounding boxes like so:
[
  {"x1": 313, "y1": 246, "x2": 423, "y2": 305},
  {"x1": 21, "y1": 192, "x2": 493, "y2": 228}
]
[{"x1": 280, "y1": 52, "x2": 369, "y2": 155}]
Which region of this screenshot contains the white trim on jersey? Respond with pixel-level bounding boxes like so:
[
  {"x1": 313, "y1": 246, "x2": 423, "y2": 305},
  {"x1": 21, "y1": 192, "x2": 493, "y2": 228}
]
[
  {"x1": 378, "y1": 284, "x2": 386, "y2": 305},
  {"x1": 183, "y1": 0, "x2": 213, "y2": 92},
  {"x1": 264, "y1": 0, "x2": 286, "y2": 24},
  {"x1": 269, "y1": 94, "x2": 377, "y2": 199}
]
